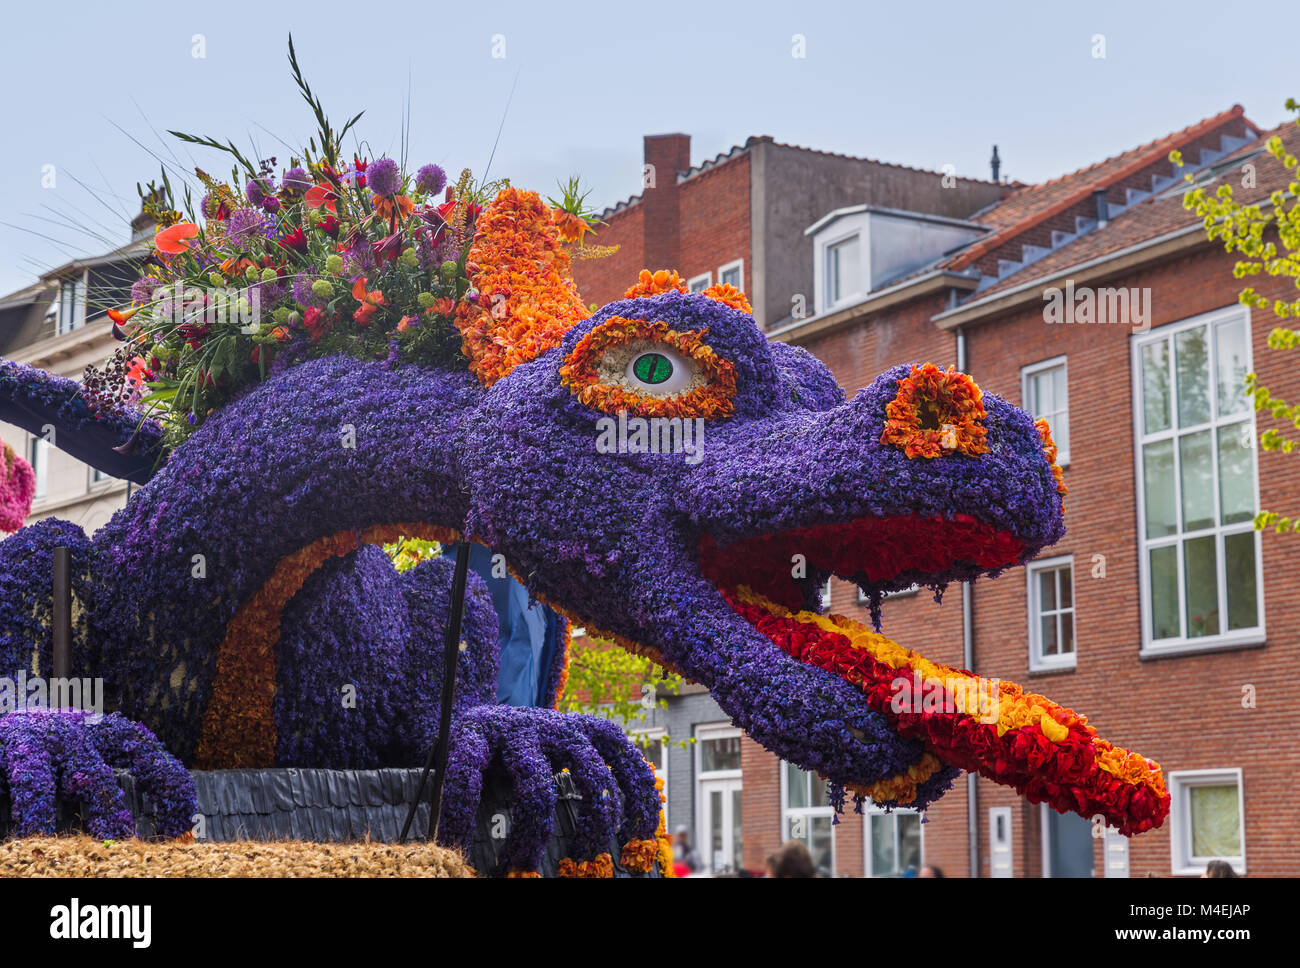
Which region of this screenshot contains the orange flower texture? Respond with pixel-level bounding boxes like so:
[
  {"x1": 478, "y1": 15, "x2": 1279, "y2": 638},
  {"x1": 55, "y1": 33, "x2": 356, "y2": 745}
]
[
  {"x1": 454, "y1": 188, "x2": 590, "y2": 386},
  {"x1": 623, "y1": 269, "x2": 688, "y2": 299},
  {"x1": 881, "y1": 363, "x2": 990, "y2": 459},
  {"x1": 620, "y1": 838, "x2": 660, "y2": 873},
  {"x1": 1036, "y1": 418, "x2": 1068, "y2": 499},
  {"x1": 557, "y1": 853, "x2": 614, "y2": 878},
  {"x1": 701, "y1": 283, "x2": 752, "y2": 314},
  {"x1": 552, "y1": 209, "x2": 591, "y2": 245}
]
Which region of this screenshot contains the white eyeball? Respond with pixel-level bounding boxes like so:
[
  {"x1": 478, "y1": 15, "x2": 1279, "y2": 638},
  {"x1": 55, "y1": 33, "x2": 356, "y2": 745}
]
[{"x1": 623, "y1": 345, "x2": 696, "y2": 396}]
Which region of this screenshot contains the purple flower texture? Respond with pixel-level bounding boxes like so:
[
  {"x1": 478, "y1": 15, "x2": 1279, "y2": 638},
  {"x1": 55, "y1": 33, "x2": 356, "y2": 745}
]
[{"x1": 367, "y1": 157, "x2": 402, "y2": 197}]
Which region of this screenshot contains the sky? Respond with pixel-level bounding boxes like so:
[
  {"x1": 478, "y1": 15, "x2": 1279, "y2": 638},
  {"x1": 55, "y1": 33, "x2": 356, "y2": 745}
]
[{"x1": 0, "y1": 0, "x2": 1294, "y2": 296}]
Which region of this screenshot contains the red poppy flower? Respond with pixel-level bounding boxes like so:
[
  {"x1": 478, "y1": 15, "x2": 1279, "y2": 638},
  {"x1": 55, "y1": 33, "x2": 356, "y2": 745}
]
[
  {"x1": 155, "y1": 222, "x2": 198, "y2": 255},
  {"x1": 304, "y1": 184, "x2": 337, "y2": 213},
  {"x1": 303, "y1": 306, "x2": 328, "y2": 342},
  {"x1": 125, "y1": 356, "x2": 153, "y2": 384}
]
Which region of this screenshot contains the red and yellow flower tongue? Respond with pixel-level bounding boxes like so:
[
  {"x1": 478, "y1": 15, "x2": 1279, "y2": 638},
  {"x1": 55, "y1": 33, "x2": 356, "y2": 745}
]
[{"x1": 724, "y1": 586, "x2": 1170, "y2": 836}]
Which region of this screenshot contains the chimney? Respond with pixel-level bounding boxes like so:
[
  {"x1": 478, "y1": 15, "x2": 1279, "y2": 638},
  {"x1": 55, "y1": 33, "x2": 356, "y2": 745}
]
[
  {"x1": 641, "y1": 134, "x2": 691, "y2": 272},
  {"x1": 1092, "y1": 188, "x2": 1110, "y2": 228},
  {"x1": 990, "y1": 145, "x2": 1001, "y2": 183},
  {"x1": 130, "y1": 190, "x2": 161, "y2": 242}
]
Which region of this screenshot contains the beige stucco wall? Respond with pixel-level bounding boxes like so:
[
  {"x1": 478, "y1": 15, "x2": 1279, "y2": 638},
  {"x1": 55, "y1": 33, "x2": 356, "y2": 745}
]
[{"x1": 1, "y1": 321, "x2": 129, "y2": 535}]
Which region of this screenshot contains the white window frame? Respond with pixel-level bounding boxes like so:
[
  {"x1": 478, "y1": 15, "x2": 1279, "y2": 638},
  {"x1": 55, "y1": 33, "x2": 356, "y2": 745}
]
[
  {"x1": 823, "y1": 231, "x2": 863, "y2": 309},
  {"x1": 694, "y1": 723, "x2": 742, "y2": 780},
  {"x1": 779, "y1": 761, "x2": 836, "y2": 876},
  {"x1": 1168, "y1": 768, "x2": 1246, "y2": 876},
  {"x1": 631, "y1": 727, "x2": 668, "y2": 830},
  {"x1": 717, "y1": 259, "x2": 744, "y2": 292},
  {"x1": 1027, "y1": 554, "x2": 1076, "y2": 671},
  {"x1": 862, "y1": 803, "x2": 925, "y2": 877},
  {"x1": 1021, "y1": 355, "x2": 1070, "y2": 466},
  {"x1": 1131, "y1": 305, "x2": 1265, "y2": 657},
  {"x1": 687, "y1": 271, "x2": 712, "y2": 294},
  {"x1": 56, "y1": 271, "x2": 87, "y2": 336},
  {"x1": 28, "y1": 433, "x2": 48, "y2": 502}
]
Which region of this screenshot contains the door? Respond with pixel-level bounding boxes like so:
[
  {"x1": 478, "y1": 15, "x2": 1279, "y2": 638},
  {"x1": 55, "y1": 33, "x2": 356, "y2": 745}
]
[
  {"x1": 1043, "y1": 805, "x2": 1095, "y2": 877},
  {"x1": 700, "y1": 777, "x2": 743, "y2": 875}
]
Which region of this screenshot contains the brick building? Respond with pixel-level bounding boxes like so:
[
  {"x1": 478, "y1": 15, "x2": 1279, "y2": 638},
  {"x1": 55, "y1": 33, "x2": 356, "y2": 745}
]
[{"x1": 577, "y1": 105, "x2": 1297, "y2": 877}]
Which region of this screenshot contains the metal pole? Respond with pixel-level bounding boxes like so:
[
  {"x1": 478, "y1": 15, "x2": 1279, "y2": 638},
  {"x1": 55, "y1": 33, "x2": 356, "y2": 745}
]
[
  {"x1": 400, "y1": 540, "x2": 472, "y2": 843},
  {"x1": 52, "y1": 546, "x2": 71, "y2": 687}
]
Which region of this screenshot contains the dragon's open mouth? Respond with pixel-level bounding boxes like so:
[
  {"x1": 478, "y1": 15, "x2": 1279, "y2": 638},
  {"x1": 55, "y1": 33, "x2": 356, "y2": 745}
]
[
  {"x1": 700, "y1": 512, "x2": 1024, "y2": 613},
  {"x1": 699, "y1": 513, "x2": 1170, "y2": 836}
]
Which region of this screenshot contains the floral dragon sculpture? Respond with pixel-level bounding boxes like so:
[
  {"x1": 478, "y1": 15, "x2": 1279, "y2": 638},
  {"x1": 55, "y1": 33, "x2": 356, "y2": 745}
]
[{"x1": 0, "y1": 80, "x2": 1169, "y2": 875}]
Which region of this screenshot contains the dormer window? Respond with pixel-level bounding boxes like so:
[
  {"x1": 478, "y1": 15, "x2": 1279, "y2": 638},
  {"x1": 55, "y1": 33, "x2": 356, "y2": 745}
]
[
  {"x1": 805, "y1": 205, "x2": 987, "y2": 318},
  {"x1": 827, "y1": 235, "x2": 862, "y2": 306},
  {"x1": 57, "y1": 274, "x2": 85, "y2": 336}
]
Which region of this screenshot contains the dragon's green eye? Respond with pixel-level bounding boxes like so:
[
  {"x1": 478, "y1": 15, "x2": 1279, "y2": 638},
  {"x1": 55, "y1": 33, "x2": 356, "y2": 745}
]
[{"x1": 632, "y1": 353, "x2": 673, "y2": 385}]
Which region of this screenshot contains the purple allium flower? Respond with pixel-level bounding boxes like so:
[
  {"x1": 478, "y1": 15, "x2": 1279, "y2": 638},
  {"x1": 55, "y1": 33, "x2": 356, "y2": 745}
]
[
  {"x1": 367, "y1": 157, "x2": 402, "y2": 196},
  {"x1": 416, "y1": 163, "x2": 447, "y2": 197},
  {"x1": 291, "y1": 267, "x2": 324, "y2": 307},
  {"x1": 227, "y1": 207, "x2": 270, "y2": 248},
  {"x1": 245, "y1": 177, "x2": 271, "y2": 206},
  {"x1": 253, "y1": 279, "x2": 288, "y2": 309},
  {"x1": 342, "y1": 243, "x2": 375, "y2": 277},
  {"x1": 282, "y1": 166, "x2": 311, "y2": 195},
  {"x1": 130, "y1": 277, "x2": 158, "y2": 305}
]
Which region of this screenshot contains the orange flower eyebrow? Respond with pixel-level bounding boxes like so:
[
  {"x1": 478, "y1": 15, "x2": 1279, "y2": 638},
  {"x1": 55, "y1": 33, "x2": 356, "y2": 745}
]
[{"x1": 880, "y1": 364, "x2": 989, "y2": 459}]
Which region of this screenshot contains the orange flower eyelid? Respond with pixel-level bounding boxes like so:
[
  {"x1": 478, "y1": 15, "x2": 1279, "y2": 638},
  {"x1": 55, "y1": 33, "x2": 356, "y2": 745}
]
[{"x1": 560, "y1": 316, "x2": 738, "y2": 420}]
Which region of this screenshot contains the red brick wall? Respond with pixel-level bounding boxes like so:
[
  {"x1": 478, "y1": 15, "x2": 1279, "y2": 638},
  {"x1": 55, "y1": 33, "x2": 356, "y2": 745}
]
[
  {"x1": 949, "y1": 246, "x2": 1300, "y2": 878},
  {"x1": 757, "y1": 238, "x2": 1299, "y2": 877},
  {"x1": 571, "y1": 203, "x2": 645, "y2": 309},
  {"x1": 571, "y1": 151, "x2": 751, "y2": 311},
  {"x1": 677, "y1": 156, "x2": 751, "y2": 295},
  {"x1": 740, "y1": 735, "x2": 781, "y2": 873}
]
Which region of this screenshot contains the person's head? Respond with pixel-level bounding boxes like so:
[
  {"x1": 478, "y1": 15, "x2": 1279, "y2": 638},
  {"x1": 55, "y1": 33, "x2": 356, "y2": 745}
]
[
  {"x1": 673, "y1": 824, "x2": 690, "y2": 846},
  {"x1": 918, "y1": 864, "x2": 944, "y2": 878},
  {"x1": 1203, "y1": 860, "x2": 1238, "y2": 878},
  {"x1": 770, "y1": 840, "x2": 817, "y2": 878}
]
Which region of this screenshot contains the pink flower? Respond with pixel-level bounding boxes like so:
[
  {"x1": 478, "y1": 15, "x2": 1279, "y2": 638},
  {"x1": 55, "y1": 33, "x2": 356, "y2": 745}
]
[{"x1": 0, "y1": 442, "x2": 36, "y2": 533}]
